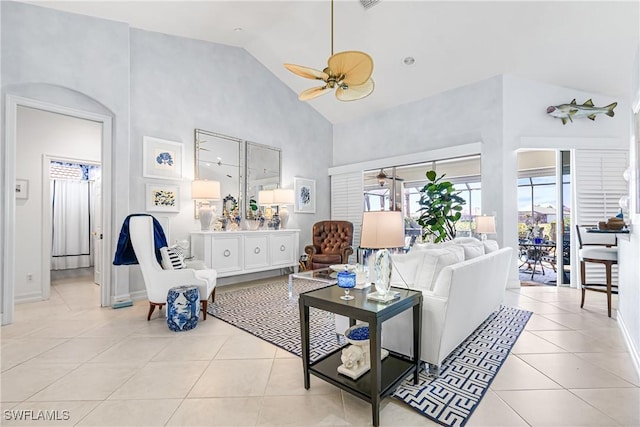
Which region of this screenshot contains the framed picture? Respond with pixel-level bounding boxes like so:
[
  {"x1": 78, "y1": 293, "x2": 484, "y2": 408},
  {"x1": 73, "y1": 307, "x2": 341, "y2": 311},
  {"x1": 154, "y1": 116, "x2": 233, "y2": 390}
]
[
  {"x1": 146, "y1": 183, "x2": 180, "y2": 212},
  {"x1": 294, "y1": 177, "x2": 316, "y2": 213},
  {"x1": 143, "y1": 136, "x2": 183, "y2": 180},
  {"x1": 15, "y1": 179, "x2": 28, "y2": 200}
]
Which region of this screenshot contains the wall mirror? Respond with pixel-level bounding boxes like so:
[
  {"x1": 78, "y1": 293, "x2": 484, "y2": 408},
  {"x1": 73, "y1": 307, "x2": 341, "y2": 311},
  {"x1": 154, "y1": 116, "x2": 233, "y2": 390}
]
[
  {"x1": 194, "y1": 129, "x2": 242, "y2": 215},
  {"x1": 245, "y1": 141, "x2": 281, "y2": 218}
]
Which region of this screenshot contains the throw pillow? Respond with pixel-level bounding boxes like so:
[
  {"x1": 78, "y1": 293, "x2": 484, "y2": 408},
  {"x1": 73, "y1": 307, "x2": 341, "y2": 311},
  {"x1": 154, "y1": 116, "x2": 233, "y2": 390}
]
[
  {"x1": 389, "y1": 251, "x2": 424, "y2": 287},
  {"x1": 160, "y1": 246, "x2": 186, "y2": 270},
  {"x1": 413, "y1": 248, "x2": 460, "y2": 291},
  {"x1": 458, "y1": 240, "x2": 485, "y2": 259},
  {"x1": 483, "y1": 240, "x2": 500, "y2": 253}
]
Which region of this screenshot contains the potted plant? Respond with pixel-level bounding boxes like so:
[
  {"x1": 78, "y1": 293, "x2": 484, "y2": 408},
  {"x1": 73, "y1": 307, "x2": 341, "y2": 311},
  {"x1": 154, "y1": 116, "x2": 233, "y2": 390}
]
[{"x1": 417, "y1": 170, "x2": 466, "y2": 243}]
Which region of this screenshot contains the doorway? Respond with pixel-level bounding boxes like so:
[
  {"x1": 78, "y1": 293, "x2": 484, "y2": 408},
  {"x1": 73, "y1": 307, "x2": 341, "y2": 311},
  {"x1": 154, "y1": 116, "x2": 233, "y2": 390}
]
[
  {"x1": 516, "y1": 149, "x2": 571, "y2": 286},
  {"x1": 3, "y1": 95, "x2": 113, "y2": 325}
]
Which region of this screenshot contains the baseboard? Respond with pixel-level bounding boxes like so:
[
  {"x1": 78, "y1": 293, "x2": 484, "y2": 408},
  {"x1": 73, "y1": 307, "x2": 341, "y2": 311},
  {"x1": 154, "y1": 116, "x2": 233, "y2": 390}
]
[
  {"x1": 15, "y1": 291, "x2": 44, "y2": 304},
  {"x1": 506, "y1": 279, "x2": 521, "y2": 289},
  {"x1": 617, "y1": 311, "x2": 640, "y2": 377}
]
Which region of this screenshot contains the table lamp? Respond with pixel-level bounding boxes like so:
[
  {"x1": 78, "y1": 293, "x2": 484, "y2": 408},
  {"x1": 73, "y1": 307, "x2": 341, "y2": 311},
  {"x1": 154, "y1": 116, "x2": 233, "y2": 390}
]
[
  {"x1": 360, "y1": 211, "x2": 405, "y2": 297},
  {"x1": 258, "y1": 190, "x2": 274, "y2": 219},
  {"x1": 273, "y1": 188, "x2": 294, "y2": 229},
  {"x1": 191, "y1": 179, "x2": 221, "y2": 231},
  {"x1": 475, "y1": 215, "x2": 496, "y2": 241}
]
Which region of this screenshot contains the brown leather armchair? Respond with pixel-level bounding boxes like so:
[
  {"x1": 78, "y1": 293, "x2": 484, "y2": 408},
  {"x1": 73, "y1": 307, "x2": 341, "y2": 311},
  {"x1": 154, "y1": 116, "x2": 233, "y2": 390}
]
[{"x1": 304, "y1": 221, "x2": 354, "y2": 270}]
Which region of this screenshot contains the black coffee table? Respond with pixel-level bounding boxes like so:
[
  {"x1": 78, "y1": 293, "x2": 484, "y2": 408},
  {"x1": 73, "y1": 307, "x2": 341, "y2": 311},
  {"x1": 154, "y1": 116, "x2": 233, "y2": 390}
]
[{"x1": 299, "y1": 285, "x2": 422, "y2": 427}]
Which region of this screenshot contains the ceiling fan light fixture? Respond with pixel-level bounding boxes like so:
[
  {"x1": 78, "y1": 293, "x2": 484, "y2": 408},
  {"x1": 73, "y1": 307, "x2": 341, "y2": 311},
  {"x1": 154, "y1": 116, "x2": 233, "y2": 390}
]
[
  {"x1": 284, "y1": 0, "x2": 375, "y2": 102},
  {"x1": 376, "y1": 169, "x2": 387, "y2": 186}
]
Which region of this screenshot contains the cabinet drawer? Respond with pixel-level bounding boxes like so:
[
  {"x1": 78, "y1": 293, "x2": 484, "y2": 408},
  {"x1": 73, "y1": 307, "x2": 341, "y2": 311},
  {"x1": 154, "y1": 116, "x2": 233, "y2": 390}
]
[
  {"x1": 244, "y1": 234, "x2": 269, "y2": 270},
  {"x1": 270, "y1": 233, "x2": 296, "y2": 266},
  {"x1": 212, "y1": 235, "x2": 243, "y2": 274}
]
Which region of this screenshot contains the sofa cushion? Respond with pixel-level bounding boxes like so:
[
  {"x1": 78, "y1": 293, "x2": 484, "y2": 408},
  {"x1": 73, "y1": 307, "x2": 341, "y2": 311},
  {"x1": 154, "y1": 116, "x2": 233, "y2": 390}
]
[
  {"x1": 414, "y1": 248, "x2": 460, "y2": 291},
  {"x1": 413, "y1": 241, "x2": 465, "y2": 262},
  {"x1": 390, "y1": 251, "x2": 424, "y2": 287},
  {"x1": 483, "y1": 240, "x2": 500, "y2": 253},
  {"x1": 458, "y1": 240, "x2": 485, "y2": 259}
]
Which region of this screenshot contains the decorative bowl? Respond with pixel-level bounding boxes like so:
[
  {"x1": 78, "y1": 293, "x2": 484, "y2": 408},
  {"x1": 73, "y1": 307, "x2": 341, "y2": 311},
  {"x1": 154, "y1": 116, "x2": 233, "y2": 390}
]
[
  {"x1": 344, "y1": 324, "x2": 369, "y2": 345},
  {"x1": 330, "y1": 264, "x2": 356, "y2": 272}
]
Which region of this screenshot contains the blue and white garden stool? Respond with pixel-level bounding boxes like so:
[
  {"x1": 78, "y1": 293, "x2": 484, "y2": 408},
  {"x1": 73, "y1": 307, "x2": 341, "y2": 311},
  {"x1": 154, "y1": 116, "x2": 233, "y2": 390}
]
[{"x1": 167, "y1": 285, "x2": 200, "y2": 331}]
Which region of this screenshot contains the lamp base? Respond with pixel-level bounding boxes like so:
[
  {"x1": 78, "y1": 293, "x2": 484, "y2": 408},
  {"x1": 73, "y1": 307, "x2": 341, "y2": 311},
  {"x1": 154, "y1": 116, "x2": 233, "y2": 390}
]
[
  {"x1": 279, "y1": 206, "x2": 289, "y2": 229},
  {"x1": 199, "y1": 203, "x2": 215, "y2": 231},
  {"x1": 373, "y1": 249, "x2": 392, "y2": 296}
]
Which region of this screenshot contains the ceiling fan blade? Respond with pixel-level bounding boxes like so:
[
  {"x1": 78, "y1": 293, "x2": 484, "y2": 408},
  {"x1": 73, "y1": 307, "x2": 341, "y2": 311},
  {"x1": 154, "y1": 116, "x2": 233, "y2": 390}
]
[
  {"x1": 328, "y1": 51, "x2": 373, "y2": 86},
  {"x1": 284, "y1": 63, "x2": 329, "y2": 81},
  {"x1": 299, "y1": 85, "x2": 333, "y2": 101},
  {"x1": 335, "y1": 78, "x2": 374, "y2": 102}
]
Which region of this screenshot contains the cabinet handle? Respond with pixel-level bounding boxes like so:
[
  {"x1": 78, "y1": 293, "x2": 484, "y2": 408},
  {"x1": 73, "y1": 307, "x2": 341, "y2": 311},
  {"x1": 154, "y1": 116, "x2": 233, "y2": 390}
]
[
  {"x1": 223, "y1": 249, "x2": 231, "y2": 257},
  {"x1": 280, "y1": 245, "x2": 286, "y2": 252},
  {"x1": 254, "y1": 247, "x2": 261, "y2": 254}
]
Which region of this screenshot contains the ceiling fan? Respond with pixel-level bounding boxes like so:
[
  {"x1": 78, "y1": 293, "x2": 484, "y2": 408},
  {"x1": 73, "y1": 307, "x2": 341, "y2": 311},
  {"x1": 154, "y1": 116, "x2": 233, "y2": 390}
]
[{"x1": 284, "y1": 0, "x2": 375, "y2": 102}]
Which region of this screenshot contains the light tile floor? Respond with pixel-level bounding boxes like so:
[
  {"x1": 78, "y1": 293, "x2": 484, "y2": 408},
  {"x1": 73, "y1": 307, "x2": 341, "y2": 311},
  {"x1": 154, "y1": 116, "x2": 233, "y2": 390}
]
[{"x1": 2, "y1": 274, "x2": 639, "y2": 426}]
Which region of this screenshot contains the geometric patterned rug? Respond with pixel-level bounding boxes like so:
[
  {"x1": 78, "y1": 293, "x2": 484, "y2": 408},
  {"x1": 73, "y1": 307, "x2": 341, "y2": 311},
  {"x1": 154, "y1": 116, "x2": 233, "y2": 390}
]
[
  {"x1": 393, "y1": 305, "x2": 532, "y2": 427},
  {"x1": 207, "y1": 279, "x2": 345, "y2": 362},
  {"x1": 208, "y1": 280, "x2": 531, "y2": 427}
]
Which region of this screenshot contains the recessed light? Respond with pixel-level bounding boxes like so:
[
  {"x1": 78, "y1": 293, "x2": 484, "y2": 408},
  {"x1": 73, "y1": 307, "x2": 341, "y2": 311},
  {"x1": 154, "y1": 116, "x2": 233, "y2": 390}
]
[{"x1": 403, "y1": 56, "x2": 415, "y2": 65}]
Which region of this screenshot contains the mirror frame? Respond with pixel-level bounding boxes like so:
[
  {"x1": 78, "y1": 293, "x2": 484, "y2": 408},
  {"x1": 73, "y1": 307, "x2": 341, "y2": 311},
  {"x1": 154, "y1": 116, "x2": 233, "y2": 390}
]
[
  {"x1": 244, "y1": 141, "x2": 281, "y2": 219},
  {"x1": 194, "y1": 130, "x2": 281, "y2": 221},
  {"x1": 194, "y1": 129, "x2": 243, "y2": 218}
]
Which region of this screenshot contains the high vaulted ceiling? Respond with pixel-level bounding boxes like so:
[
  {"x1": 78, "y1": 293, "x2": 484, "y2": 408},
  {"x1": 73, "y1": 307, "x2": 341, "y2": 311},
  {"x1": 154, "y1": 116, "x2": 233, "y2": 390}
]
[{"x1": 25, "y1": 1, "x2": 640, "y2": 124}]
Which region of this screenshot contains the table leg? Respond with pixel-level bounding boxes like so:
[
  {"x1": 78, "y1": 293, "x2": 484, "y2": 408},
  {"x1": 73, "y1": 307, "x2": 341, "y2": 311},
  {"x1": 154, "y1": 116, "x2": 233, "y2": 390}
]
[
  {"x1": 412, "y1": 302, "x2": 422, "y2": 385},
  {"x1": 288, "y1": 274, "x2": 294, "y2": 299},
  {"x1": 298, "y1": 299, "x2": 310, "y2": 389},
  {"x1": 370, "y1": 318, "x2": 382, "y2": 427}
]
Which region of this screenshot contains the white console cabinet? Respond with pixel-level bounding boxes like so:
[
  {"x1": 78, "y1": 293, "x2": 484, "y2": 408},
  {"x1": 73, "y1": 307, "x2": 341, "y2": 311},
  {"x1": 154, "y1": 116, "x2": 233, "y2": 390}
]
[{"x1": 191, "y1": 229, "x2": 299, "y2": 278}]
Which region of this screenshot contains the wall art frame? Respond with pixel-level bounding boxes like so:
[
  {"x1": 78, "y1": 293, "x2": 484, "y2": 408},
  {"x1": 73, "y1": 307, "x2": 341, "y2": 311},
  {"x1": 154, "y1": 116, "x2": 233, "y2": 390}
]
[
  {"x1": 294, "y1": 177, "x2": 316, "y2": 213},
  {"x1": 15, "y1": 179, "x2": 28, "y2": 200},
  {"x1": 146, "y1": 183, "x2": 180, "y2": 212},
  {"x1": 143, "y1": 136, "x2": 183, "y2": 180}
]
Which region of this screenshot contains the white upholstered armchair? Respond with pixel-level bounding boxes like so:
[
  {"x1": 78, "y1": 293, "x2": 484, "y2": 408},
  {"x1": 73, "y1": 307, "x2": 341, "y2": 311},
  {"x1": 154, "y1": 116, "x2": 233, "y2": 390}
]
[{"x1": 129, "y1": 216, "x2": 217, "y2": 320}]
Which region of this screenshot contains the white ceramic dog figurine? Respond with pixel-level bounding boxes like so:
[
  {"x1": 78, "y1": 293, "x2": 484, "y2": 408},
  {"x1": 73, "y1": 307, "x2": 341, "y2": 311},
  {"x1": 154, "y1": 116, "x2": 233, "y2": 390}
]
[{"x1": 341, "y1": 345, "x2": 365, "y2": 370}]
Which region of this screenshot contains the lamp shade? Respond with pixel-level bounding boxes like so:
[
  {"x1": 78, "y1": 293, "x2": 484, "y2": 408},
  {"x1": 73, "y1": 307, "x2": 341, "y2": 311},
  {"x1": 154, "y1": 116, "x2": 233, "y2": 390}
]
[
  {"x1": 273, "y1": 188, "x2": 294, "y2": 205},
  {"x1": 258, "y1": 190, "x2": 274, "y2": 205},
  {"x1": 191, "y1": 179, "x2": 221, "y2": 200},
  {"x1": 475, "y1": 215, "x2": 496, "y2": 234},
  {"x1": 360, "y1": 211, "x2": 405, "y2": 249}
]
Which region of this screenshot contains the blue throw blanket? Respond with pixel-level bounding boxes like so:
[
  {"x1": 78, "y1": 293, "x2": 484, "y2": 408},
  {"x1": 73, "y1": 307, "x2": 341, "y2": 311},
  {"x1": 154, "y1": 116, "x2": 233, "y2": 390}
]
[{"x1": 113, "y1": 213, "x2": 168, "y2": 265}]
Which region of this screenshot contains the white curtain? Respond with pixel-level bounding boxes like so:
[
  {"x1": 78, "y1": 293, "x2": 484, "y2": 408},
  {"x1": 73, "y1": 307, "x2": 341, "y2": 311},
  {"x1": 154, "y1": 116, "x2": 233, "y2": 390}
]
[{"x1": 51, "y1": 179, "x2": 92, "y2": 270}]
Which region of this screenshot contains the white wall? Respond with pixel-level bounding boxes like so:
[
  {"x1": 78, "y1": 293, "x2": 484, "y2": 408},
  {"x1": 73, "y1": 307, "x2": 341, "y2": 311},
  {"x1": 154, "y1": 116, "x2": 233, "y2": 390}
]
[
  {"x1": 1, "y1": 0, "x2": 131, "y2": 307},
  {"x1": 618, "y1": 44, "x2": 640, "y2": 370},
  {"x1": 2, "y1": 1, "x2": 333, "y2": 308},
  {"x1": 128, "y1": 29, "x2": 333, "y2": 292},
  {"x1": 333, "y1": 75, "x2": 632, "y2": 289},
  {"x1": 15, "y1": 107, "x2": 101, "y2": 301}
]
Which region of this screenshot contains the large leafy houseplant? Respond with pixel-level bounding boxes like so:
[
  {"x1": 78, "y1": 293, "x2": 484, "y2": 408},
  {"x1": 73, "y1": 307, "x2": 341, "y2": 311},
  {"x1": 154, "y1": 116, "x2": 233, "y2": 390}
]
[{"x1": 417, "y1": 170, "x2": 466, "y2": 243}]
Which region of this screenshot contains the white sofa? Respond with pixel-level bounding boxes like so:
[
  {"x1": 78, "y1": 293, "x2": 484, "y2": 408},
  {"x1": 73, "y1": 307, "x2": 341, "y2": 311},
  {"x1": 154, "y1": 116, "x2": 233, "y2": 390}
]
[{"x1": 336, "y1": 238, "x2": 513, "y2": 375}]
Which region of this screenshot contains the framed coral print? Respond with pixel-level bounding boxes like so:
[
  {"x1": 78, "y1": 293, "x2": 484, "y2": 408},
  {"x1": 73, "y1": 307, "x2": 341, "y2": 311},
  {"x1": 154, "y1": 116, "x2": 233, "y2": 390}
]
[
  {"x1": 146, "y1": 183, "x2": 180, "y2": 212},
  {"x1": 15, "y1": 179, "x2": 28, "y2": 200},
  {"x1": 294, "y1": 177, "x2": 316, "y2": 213},
  {"x1": 143, "y1": 136, "x2": 183, "y2": 180}
]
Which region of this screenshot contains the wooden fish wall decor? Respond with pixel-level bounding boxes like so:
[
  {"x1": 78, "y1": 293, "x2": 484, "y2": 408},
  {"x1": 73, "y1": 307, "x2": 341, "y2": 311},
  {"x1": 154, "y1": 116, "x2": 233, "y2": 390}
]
[{"x1": 546, "y1": 99, "x2": 617, "y2": 125}]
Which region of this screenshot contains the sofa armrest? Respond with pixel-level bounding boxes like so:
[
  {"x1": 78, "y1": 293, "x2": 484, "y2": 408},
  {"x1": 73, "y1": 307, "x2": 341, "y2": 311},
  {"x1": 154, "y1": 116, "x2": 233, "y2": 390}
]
[{"x1": 304, "y1": 245, "x2": 319, "y2": 257}]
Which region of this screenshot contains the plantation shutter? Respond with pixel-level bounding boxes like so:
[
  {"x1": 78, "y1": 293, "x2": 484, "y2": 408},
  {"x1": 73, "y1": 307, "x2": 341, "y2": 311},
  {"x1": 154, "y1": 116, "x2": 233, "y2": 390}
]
[
  {"x1": 331, "y1": 171, "x2": 364, "y2": 264},
  {"x1": 573, "y1": 149, "x2": 628, "y2": 286}
]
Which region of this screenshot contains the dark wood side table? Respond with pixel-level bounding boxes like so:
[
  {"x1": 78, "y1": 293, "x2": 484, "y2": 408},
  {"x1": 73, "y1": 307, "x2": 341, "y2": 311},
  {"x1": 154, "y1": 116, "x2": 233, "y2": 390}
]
[{"x1": 299, "y1": 286, "x2": 422, "y2": 427}]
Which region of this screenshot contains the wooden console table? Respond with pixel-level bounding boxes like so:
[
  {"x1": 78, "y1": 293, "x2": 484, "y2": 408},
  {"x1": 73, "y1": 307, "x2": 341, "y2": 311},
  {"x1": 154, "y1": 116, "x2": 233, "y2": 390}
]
[{"x1": 299, "y1": 286, "x2": 422, "y2": 427}]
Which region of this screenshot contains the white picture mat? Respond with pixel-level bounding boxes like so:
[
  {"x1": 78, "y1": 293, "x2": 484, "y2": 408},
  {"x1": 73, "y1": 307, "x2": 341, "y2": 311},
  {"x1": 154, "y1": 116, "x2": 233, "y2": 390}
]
[
  {"x1": 294, "y1": 177, "x2": 316, "y2": 213},
  {"x1": 145, "y1": 183, "x2": 180, "y2": 212},
  {"x1": 143, "y1": 136, "x2": 183, "y2": 180}
]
